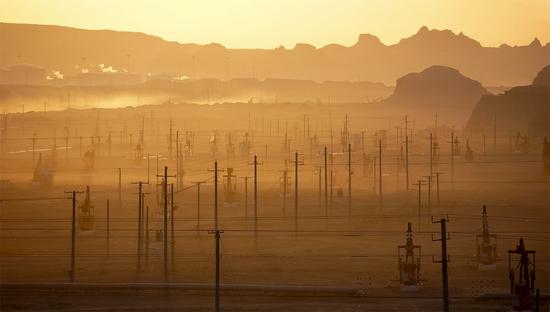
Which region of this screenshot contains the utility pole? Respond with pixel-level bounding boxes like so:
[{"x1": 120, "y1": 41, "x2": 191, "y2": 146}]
[
  {"x1": 450, "y1": 132, "x2": 454, "y2": 192},
  {"x1": 147, "y1": 153, "x2": 150, "y2": 184},
  {"x1": 118, "y1": 168, "x2": 122, "y2": 210},
  {"x1": 347, "y1": 143, "x2": 352, "y2": 217},
  {"x1": 156, "y1": 166, "x2": 175, "y2": 283},
  {"x1": 171, "y1": 183, "x2": 175, "y2": 271},
  {"x1": 324, "y1": 146, "x2": 328, "y2": 220},
  {"x1": 168, "y1": 119, "x2": 173, "y2": 157},
  {"x1": 65, "y1": 190, "x2": 83, "y2": 283},
  {"x1": 208, "y1": 229, "x2": 223, "y2": 312},
  {"x1": 379, "y1": 139, "x2": 383, "y2": 210},
  {"x1": 432, "y1": 217, "x2": 451, "y2": 312},
  {"x1": 493, "y1": 115, "x2": 497, "y2": 152},
  {"x1": 240, "y1": 177, "x2": 251, "y2": 217},
  {"x1": 413, "y1": 180, "x2": 426, "y2": 231},
  {"x1": 430, "y1": 132, "x2": 433, "y2": 181},
  {"x1": 424, "y1": 175, "x2": 432, "y2": 218},
  {"x1": 248, "y1": 156, "x2": 262, "y2": 244},
  {"x1": 208, "y1": 161, "x2": 225, "y2": 232},
  {"x1": 317, "y1": 166, "x2": 322, "y2": 210},
  {"x1": 280, "y1": 166, "x2": 289, "y2": 216},
  {"x1": 106, "y1": 199, "x2": 110, "y2": 256},
  {"x1": 435, "y1": 172, "x2": 443, "y2": 211},
  {"x1": 145, "y1": 204, "x2": 149, "y2": 265},
  {"x1": 32, "y1": 131, "x2": 37, "y2": 160},
  {"x1": 291, "y1": 152, "x2": 304, "y2": 234},
  {"x1": 131, "y1": 180, "x2": 148, "y2": 277},
  {"x1": 193, "y1": 181, "x2": 206, "y2": 235},
  {"x1": 404, "y1": 116, "x2": 410, "y2": 203},
  {"x1": 176, "y1": 131, "x2": 179, "y2": 188}
]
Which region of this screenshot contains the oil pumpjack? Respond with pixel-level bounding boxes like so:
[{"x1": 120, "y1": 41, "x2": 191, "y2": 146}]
[
  {"x1": 465, "y1": 139, "x2": 474, "y2": 163},
  {"x1": 508, "y1": 238, "x2": 539, "y2": 311},
  {"x1": 279, "y1": 161, "x2": 292, "y2": 198},
  {"x1": 476, "y1": 205, "x2": 497, "y2": 270},
  {"x1": 185, "y1": 131, "x2": 194, "y2": 158},
  {"x1": 397, "y1": 222, "x2": 422, "y2": 291},
  {"x1": 78, "y1": 186, "x2": 95, "y2": 233},
  {"x1": 223, "y1": 168, "x2": 238, "y2": 208},
  {"x1": 32, "y1": 153, "x2": 54, "y2": 188}
]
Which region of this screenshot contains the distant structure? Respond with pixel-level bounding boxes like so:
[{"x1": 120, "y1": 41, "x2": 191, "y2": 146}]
[
  {"x1": 32, "y1": 153, "x2": 54, "y2": 188},
  {"x1": 185, "y1": 131, "x2": 194, "y2": 158},
  {"x1": 464, "y1": 140, "x2": 474, "y2": 163},
  {"x1": 397, "y1": 222, "x2": 422, "y2": 291},
  {"x1": 210, "y1": 132, "x2": 218, "y2": 157},
  {"x1": 514, "y1": 132, "x2": 529, "y2": 154},
  {"x1": 543, "y1": 137, "x2": 550, "y2": 177},
  {"x1": 476, "y1": 205, "x2": 496, "y2": 270},
  {"x1": 239, "y1": 132, "x2": 251, "y2": 158},
  {"x1": 134, "y1": 143, "x2": 144, "y2": 164},
  {"x1": 226, "y1": 133, "x2": 235, "y2": 159},
  {"x1": 223, "y1": 168, "x2": 238, "y2": 208},
  {"x1": 78, "y1": 186, "x2": 95, "y2": 232},
  {"x1": 84, "y1": 150, "x2": 95, "y2": 170}
]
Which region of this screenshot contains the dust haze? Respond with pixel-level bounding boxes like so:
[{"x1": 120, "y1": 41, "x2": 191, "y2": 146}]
[{"x1": 0, "y1": 6, "x2": 549, "y2": 312}]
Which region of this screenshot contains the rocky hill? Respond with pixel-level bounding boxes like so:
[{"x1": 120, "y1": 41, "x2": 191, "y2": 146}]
[
  {"x1": 466, "y1": 65, "x2": 550, "y2": 137},
  {"x1": 385, "y1": 65, "x2": 488, "y2": 111}
]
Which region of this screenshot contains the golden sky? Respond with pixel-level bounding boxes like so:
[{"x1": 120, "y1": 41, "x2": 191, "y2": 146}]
[{"x1": 1, "y1": 0, "x2": 549, "y2": 48}]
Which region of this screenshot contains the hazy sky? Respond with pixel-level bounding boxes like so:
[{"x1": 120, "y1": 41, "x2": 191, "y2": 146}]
[{"x1": 1, "y1": 0, "x2": 549, "y2": 48}]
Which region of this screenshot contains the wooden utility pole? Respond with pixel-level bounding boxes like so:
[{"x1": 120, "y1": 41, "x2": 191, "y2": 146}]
[
  {"x1": 435, "y1": 172, "x2": 442, "y2": 211},
  {"x1": 413, "y1": 180, "x2": 426, "y2": 231},
  {"x1": 348, "y1": 143, "x2": 352, "y2": 217},
  {"x1": 317, "y1": 166, "x2": 322, "y2": 210},
  {"x1": 424, "y1": 175, "x2": 432, "y2": 218},
  {"x1": 208, "y1": 229, "x2": 223, "y2": 312},
  {"x1": 450, "y1": 132, "x2": 455, "y2": 192},
  {"x1": 156, "y1": 166, "x2": 175, "y2": 282},
  {"x1": 145, "y1": 205, "x2": 149, "y2": 265},
  {"x1": 248, "y1": 156, "x2": 262, "y2": 244},
  {"x1": 430, "y1": 132, "x2": 433, "y2": 180},
  {"x1": 404, "y1": 116, "x2": 411, "y2": 206},
  {"x1": 324, "y1": 146, "x2": 328, "y2": 220},
  {"x1": 193, "y1": 181, "x2": 206, "y2": 235},
  {"x1": 106, "y1": 199, "x2": 110, "y2": 256},
  {"x1": 240, "y1": 177, "x2": 251, "y2": 217},
  {"x1": 118, "y1": 168, "x2": 122, "y2": 209},
  {"x1": 291, "y1": 152, "x2": 304, "y2": 234},
  {"x1": 493, "y1": 115, "x2": 497, "y2": 152},
  {"x1": 64, "y1": 190, "x2": 84, "y2": 283},
  {"x1": 432, "y1": 217, "x2": 451, "y2": 312},
  {"x1": 378, "y1": 139, "x2": 382, "y2": 210},
  {"x1": 170, "y1": 183, "x2": 175, "y2": 271},
  {"x1": 280, "y1": 166, "x2": 289, "y2": 216},
  {"x1": 131, "y1": 181, "x2": 148, "y2": 277},
  {"x1": 32, "y1": 131, "x2": 37, "y2": 160}
]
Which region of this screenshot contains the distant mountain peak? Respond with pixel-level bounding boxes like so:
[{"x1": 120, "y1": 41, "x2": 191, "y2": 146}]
[
  {"x1": 354, "y1": 33, "x2": 384, "y2": 48},
  {"x1": 529, "y1": 37, "x2": 542, "y2": 47},
  {"x1": 293, "y1": 43, "x2": 316, "y2": 51},
  {"x1": 399, "y1": 26, "x2": 481, "y2": 48},
  {"x1": 421, "y1": 65, "x2": 460, "y2": 75},
  {"x1": 417, "y1": 26, "x2": 430, "y2": 34}
]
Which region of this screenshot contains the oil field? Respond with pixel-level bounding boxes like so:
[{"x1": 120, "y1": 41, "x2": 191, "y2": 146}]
[{"x1": 1, "y1": 1, "x2": 550, "y2": 311}]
